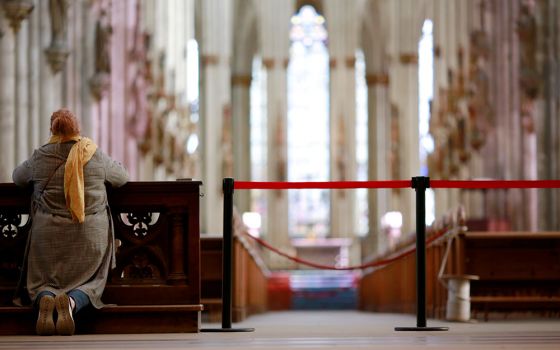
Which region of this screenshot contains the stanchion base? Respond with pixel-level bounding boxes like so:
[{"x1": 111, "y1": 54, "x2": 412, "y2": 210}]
[
  {"x1": 200, "y1": 327, "x2": 255, "y2": 333},
  {"x1": 395, "y1": 326, "x2": 449, "y2": 331}
]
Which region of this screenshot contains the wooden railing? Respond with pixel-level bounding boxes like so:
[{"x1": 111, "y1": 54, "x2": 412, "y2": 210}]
[
  {"x1": 359, "y1": 207, "x2": 469, "y2": 319},
  {"x1": 0, "y1": 181, "x2": 203, "y2": 334}
]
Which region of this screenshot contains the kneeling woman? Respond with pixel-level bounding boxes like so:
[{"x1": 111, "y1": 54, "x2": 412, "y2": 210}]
[{"x1": 13, "y1": 109, "x2": 129, "y2": 335}]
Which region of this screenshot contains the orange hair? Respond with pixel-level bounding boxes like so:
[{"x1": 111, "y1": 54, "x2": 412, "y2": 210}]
[{"x1": 50, "y1": 108, "x2": 80, "y2": 137}]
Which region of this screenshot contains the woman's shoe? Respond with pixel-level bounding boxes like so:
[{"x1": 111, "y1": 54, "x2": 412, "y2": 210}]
[
  {"x1": 36, "y1": 295, "x2": 56, "y2": 336},
  {"x1": 55, "y1": 294, "x2": 75, "y2": 335}
]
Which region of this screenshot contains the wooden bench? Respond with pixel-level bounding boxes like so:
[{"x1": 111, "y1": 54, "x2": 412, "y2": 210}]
[
  {"x1": 201, "y1": 235, "x2": 223, "y2": 322},
  {"x1": 359, "y1": 224, "x2": 560, "y2": 320},
  {"x1": 200, "y1": 212, "x2": 269, "y2": 323},
  {"x1": 457, "y1": 231, "x2": 560, "y2": 320},
  {"x1": 0, "y1": 181, "x2": 203, "y2": 334}
]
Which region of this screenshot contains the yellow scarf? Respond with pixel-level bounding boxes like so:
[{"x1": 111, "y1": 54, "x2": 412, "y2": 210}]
[{"x1": 48, "y1": 135, "x2": 98, "y2": 223}]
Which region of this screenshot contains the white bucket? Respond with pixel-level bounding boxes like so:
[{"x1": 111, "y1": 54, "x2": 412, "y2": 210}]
[{"x1": 445, "y1": 277, "x2": 471, "y2": 322}]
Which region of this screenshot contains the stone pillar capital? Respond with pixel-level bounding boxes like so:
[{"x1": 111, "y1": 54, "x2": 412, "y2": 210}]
[
  {"x1": 262, "y1": 57, "x2": 275, "y2": 70},
  {"x1": 399, "y1": 53, "x2": 419, "y2": 65},
  {"x1": 44, "y1": 45, "x2": 70, "y2": 74},
  {"x1": 366, "y1": 73, "x2": 389, "y2": 86},
  {"x1": 231, "y1": 74, "x2": 252, "y2": 87},
  {"x1": 201, "y1": 54, "x2": 219, "y2": 67},
  {"x1": 1, "y1": 0, "x2": 34, "y2": 33},
  {"x1": 345, "y1": 57, "x2": 356, "y2": 69}
]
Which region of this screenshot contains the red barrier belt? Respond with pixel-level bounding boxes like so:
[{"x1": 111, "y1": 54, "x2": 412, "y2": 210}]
[
  {"x1": 234, "y1": 179, "x2": 560, "y2": 190},
  {"x1": 431, "y1": 180, "x2": 560, "y2": 189},
  {"x1": 234, "y1": 180, "x2": 411, "y2": 190},
  {"x1": 242, "y1": 228, "x2": 447, "y2": 271}
]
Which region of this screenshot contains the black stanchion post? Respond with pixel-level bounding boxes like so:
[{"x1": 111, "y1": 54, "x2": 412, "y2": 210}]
[
  {"x1": 200, "y1": 178, "x2": 254, "y2": 333},
  {"x1": 395, "y1": 176, "x2": 448, "y2": 332}
]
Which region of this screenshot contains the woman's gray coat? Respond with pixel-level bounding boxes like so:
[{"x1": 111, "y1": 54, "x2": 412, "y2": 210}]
[{"x1": 12, "y1": 142, "x2": 128, "y2": 308}]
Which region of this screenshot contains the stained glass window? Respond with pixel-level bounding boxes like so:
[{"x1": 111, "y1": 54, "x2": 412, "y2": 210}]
[
  {"x1": 355, "y1": 49, "x2": 368, "y2": 236},
  {"x1": 287, "y1": 5, "x2": 330, "y2": 238},
  {"x1": 419, "y1": 19, "x2": 435, "y2": 225},
  {"x1": 250, "y1": 57, "x2": 268, "y2": 236}
]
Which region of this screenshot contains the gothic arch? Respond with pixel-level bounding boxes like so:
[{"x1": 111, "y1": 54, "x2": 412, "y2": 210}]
[
  {"x1": 232, "y1": 0, "x2": 258, "y2": 75},
  {"x1": 362, "y1": 0, "x2": 389, "y2": 73},
  {"x1": 295, "y1": 0, "x2": 324, "y2": 15}
]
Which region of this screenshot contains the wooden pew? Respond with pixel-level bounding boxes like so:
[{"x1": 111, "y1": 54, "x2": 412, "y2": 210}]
[
  {"x1": 201, "y1": 234, "x2": 223, "y2": 322},
  {"x1": 0, "y1": 181, "x2": 203, "y2": 334},
  {"x1": 200, "y1": 211, "x2": 269, "y2": 323},
  {"x1": 359, "y1": 206, "x2": 560, "y2": 321},
  {"x1": 457, "y1": 231, "x2": 560, "y2": 320}
]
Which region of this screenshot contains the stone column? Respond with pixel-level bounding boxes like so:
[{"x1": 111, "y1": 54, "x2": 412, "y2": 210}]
[
  {"x1": 0, "y1": 12, "x2": 16, "y2": 181},
  {"x1": 259, "y1": 0, "x2": 294, "y2": 269},
  {"x1": 505, "y1": 1, "x2": 523, "y2": 230},
  {"x1": 388, "y1": 0, "x2": 424, "y2": 234},
  {"x1": 109, "y1": 0, "x2": 126, "y2": 163},
  {"x1": 80, "y1": 0, "x2": 95, "y2": 142},
  {"x1": 265, "y1": 59, "x2": 293, "y2": 268},
  {"x1": 431, "y1": 0, "x2": 449, "y2": 219},
  {"x1": 443, "y1": 0, "x2": 461, "y2": 218},
  {"x1": 325, "y1": 0, "x2": 359, "y2": 264},
  {"x1": 514, "y1": 0, "x2": 538, "y2": 231},
  {"x1": 494, "y1": 0, "x2": 510, "y2": 226},
  {"x1": 15, "y1": 17, "x2": 29, "y2": 164},
  {"x1": 360, "y1": 0, "x2": 391, "y2": 257},
  {"x1": 198, "y1": 0, "x2": 232, "y2": 234},
  {"x1": 366, "y1": 72, "x2": 390, "y2": 256},
  {"x1": 230, "y1": 1, "x2": 255, "y2": 215},
  {"x1": 465, "y1": 0, "x2": 485, "y2": 221},
  {"x1": 231, "y1": 74, "x2": 252, "y2": 213},
  {"x1": 2, "y1": 0, "x2": 34, "y2": 171},
  {"x1": 28, "y1": 0, "x2": 41, "y2": 151},
  {"x1": 40, "y1": 0, "x2": 63, "y2": 143},
  {"x1": 537, "y1": 0, "x2": 560, "y2": 230}
]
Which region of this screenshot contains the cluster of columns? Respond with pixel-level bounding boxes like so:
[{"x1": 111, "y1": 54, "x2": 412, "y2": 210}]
[
  {"x1": 198, "y1": 0, "x2": 232, "y2": 235},
  {"x1": 215, "y1": 0, "x2": 431, "y2": 263},
  {"x1": 0, "y1": 0, "x2": 152, "y2": 183},
  {"x1": 0, "y1": 0, "x2": 60, "y2": 182},
  {"x1": 427, "y1": 0, "x2": 560, "y2": 231},
  {"x1": 3, "y1": 0, "x2": 560, "y2": 264},
  {"x1": 258, "y1": 0, "x2": 293, "y2": 267},
  {"x1": 138, "y1": 0, "x2": 198, "y2": 184}
]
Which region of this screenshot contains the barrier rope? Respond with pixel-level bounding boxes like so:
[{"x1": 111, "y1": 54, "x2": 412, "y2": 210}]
[
  {"x1": 241, "y1": 226, "x2": 452, "y2": 271},
  {"x1": 235, "y1": 178, "x2": 560, "y2": 270}
]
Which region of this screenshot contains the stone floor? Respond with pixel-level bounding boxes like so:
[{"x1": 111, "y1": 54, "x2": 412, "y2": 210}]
[{"x1": 1, "y1": 311, "x2": 559, "y2": 349}]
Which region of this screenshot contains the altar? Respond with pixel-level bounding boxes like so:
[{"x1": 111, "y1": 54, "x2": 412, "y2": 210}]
[{"x1": 291, "y1": 238, "x2": 352, "y2": 269}]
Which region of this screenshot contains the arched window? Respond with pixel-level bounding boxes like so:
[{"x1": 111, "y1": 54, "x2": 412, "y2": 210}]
[
  {"x1": 355, "y1": 49, "x2": 368, "y2": 236},
  {"x1": 287, "y1": 5, "x2": 329, "y2": 237},
  {"x1": 249, "y1": 56, "x2": 268, "y2": 236},
  {"x1": 185, "y1": 39, "x2": 200, "y2": 168},
  {"x1": 418, "y1": 19, "x2": 435, "y2": 225}
]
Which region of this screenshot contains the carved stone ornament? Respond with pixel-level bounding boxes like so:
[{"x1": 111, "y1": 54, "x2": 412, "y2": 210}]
[
  {"x1": 44, "y1": 0, "x2": 70, "y2": 73},
  {"x1": 1, "y1": 0, "x2": 34, "y2": 33},
  {"x1": 89, "y1": 72, "x2": 110, "y2": 101},
  {"x1": 517, "y1": 2, "x2": 540, "y2": 99},
  {"x1": 45, "y1": 44, "x2": 70, "y2": 74},
  {"x1": 470, "y1": 30, "x2": 491, "y2": 60}
]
